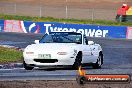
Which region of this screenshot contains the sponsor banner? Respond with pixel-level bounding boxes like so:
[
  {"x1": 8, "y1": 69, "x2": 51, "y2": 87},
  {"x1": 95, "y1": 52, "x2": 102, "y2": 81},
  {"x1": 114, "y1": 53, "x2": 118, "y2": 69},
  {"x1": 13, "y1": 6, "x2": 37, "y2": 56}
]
[
  {"x1": 2, "y1": 20, "x2": 128, "y2": 38},
  {"x1": 0, "y1": 20, "x2": 4, "y2": 32},
  {"x1": 20, "y1": 21, "x2": 43, "y2": 33},
  {"x1": 21, "y1": 21, "x2": 127, "y2": 38},
  {"x1": 4, "y1": 20, "x2": 24, "y2": 33},
  {"x1": 126, "y1": 27, "x2": 132, "y2": 39}
]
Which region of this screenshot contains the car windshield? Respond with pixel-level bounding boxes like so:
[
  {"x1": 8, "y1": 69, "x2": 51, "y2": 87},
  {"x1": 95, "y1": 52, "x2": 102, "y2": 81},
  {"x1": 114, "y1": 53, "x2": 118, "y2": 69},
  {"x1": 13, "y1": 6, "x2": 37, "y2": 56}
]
[{"x1": 39, "y1": 32, "x2": 82, "y2": 44}]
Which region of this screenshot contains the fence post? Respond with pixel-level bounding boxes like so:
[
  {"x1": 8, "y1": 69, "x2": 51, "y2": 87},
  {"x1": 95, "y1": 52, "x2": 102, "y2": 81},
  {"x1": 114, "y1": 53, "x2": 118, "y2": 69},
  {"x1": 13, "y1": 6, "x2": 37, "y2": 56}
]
[
  {"x1": 14, "y1": 3, "x2": 16, "y2": 15},
  {"x1": 66, "y1": 5, "x2": 68, "y2": 19},
  {"x1": 39, "y1": 6, "x2": 42, "y2": 17},
  {"x1": 92, "y1": 8, "x2": 94, "y2": 21},
  {"x1": 65, "y1": 0, "x2": 68, "y2": 19},
  {"x1": 119, "y1": 15, "x2": 123, "y2": 22}
]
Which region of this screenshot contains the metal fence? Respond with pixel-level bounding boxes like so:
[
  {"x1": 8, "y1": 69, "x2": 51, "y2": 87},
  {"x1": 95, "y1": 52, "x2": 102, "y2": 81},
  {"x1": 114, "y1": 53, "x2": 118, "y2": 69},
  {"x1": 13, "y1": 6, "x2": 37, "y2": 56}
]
[{"x1": 0, "y1": 2, "x2": 118, "y2": 21}]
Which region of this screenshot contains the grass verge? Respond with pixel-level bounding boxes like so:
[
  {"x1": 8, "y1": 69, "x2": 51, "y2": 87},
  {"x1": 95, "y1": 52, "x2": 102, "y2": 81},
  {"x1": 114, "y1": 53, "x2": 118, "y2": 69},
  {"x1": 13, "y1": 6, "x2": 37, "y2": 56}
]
[
  {"x1": 0, "y1": 46, "x2": 23, "y2": 64},
  {"x1": 0, "y1": 14, "x2": 132, "y2": 26}
]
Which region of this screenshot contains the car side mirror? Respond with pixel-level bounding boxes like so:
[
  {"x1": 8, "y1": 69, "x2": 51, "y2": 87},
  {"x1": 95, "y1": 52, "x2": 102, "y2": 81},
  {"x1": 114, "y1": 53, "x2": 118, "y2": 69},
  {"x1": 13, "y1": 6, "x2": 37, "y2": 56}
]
[
  {"x1": 88, "y1": 41, "x2": 94, "y2": 45},
  {"x1": 34, "y1": 40, "x2": 39, "y2": 44}
]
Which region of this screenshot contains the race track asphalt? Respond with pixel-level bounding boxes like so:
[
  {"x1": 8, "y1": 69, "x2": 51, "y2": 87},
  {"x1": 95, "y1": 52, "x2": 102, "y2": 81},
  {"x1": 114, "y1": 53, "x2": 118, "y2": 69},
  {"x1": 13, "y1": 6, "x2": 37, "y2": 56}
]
[{"x1": 0, "y1": 32, "x2": 132, "y2": 80}]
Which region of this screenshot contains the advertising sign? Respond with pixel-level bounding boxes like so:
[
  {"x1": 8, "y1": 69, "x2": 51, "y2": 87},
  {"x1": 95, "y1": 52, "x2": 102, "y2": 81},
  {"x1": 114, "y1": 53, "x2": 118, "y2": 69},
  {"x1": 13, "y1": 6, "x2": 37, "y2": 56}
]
[
  {"x1": 0, "y1": 20, "x2": 129, "y2": 39},
  {"x1": 21, "y1": 21, "x2": 127, "y2": 38},
  {"x1": 0, "y1": 20, "x2": 4, "y2": 32}
]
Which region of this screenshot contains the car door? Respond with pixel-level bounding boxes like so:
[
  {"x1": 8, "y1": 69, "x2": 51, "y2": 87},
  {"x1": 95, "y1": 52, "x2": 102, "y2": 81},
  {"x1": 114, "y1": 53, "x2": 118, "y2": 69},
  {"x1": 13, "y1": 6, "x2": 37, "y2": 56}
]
[
  {"x1": 81, "y1": 36, "x2": 93, "y2": 63},
  {"x1": 89, "y1": 44, "x2": 99, "y2": 59}
]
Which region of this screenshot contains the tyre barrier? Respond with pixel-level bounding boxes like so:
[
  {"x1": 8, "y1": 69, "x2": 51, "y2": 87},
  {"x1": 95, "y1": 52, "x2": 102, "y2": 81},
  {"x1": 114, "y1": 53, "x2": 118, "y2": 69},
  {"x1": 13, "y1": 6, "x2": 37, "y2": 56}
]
[{"x1": 0, "y1": 63, "x2": 23, "y2": 69}]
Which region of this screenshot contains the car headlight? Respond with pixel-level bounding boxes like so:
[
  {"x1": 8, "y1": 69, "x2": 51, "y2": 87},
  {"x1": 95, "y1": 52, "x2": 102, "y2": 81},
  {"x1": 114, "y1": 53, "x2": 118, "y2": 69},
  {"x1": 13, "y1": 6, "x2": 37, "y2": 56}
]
[
  {"x1": 57, "y1": 52, "x2": 67, "y2": 55},
  {"x1": 26, "y1": 52, "x2": 34, "y2": 54}
]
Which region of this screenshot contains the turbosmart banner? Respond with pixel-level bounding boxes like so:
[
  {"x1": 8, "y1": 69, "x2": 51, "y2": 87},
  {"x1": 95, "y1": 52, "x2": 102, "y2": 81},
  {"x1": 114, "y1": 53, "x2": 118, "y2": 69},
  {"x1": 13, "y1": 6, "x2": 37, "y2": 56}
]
[{"x1": 3, "y1": 20, "x2": 127, "y2": 38}]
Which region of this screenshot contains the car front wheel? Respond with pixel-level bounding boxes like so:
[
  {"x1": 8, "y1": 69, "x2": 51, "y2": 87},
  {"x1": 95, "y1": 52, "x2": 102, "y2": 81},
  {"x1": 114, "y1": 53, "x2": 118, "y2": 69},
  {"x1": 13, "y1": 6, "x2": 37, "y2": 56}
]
[
  {"x1": 23, "y1": 61, "x2": 34, "y2": 70},
  {"x1": 73, "y1": 52, "x2": 82, "y2": 69}
]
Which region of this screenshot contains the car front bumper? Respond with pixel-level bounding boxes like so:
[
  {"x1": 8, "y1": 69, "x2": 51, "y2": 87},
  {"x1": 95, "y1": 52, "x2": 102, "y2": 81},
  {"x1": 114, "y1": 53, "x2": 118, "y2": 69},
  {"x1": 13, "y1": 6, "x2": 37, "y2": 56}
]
[{"x1": 24, "y1": 53, "x2": 76, "y2": 66}]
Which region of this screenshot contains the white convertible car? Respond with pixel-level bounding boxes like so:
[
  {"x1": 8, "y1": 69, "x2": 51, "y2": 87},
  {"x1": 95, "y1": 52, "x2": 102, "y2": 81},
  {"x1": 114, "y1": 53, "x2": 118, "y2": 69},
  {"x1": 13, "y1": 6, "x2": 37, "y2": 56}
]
[{"x1": 23, "y1": 32, "x2": 103, "y2": 70}]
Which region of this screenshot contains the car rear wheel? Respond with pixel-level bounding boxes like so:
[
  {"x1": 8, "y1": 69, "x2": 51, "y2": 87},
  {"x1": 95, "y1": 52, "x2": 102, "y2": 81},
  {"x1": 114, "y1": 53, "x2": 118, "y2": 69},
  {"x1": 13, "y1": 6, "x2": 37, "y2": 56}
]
[
  {"x1": 92, "y1": 53, "x2": 103, "y2": 69},
  {"x1": 23, "y1": 61, "x2": 34, "y2": 70}
]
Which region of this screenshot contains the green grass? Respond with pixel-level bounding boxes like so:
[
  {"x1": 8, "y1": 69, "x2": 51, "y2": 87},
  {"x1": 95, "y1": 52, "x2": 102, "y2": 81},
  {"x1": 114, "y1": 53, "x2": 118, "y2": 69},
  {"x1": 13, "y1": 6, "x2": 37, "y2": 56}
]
[
  {"x1": 0, "y1": 46, "x2": 23, "y2": 63},
  {"x1": 0, "y1": 14, "x2": 132, "y2": 26}
]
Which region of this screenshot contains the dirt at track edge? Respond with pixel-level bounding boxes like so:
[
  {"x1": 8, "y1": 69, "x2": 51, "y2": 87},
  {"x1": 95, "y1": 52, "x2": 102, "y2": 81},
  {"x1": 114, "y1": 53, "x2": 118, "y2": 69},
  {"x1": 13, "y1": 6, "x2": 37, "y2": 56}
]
[{"x1": 0, "y1": 80, "x2": 132, "y2": 88}]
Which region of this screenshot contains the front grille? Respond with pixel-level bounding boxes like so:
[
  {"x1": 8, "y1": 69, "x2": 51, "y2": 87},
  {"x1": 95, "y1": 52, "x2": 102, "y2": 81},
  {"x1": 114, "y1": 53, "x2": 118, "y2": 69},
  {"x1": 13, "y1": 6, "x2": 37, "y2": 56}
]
[{"x1": 34, "y1": 59, "x2": 58, "y2": 63}]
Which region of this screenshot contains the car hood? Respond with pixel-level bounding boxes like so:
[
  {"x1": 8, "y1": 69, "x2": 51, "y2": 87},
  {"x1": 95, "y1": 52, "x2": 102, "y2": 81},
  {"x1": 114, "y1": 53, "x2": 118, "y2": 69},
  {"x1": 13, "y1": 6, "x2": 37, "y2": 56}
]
[{"x1": 24, "y1": 43, "x2": 78, "y2": 53}]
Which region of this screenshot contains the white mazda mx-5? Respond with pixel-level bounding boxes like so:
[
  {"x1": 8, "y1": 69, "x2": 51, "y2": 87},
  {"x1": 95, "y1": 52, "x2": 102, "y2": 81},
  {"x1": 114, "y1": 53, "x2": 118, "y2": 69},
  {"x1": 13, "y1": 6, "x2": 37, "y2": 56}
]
[{"x1": 23, "y1": 32, "x2": 103, "y2": 70}]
